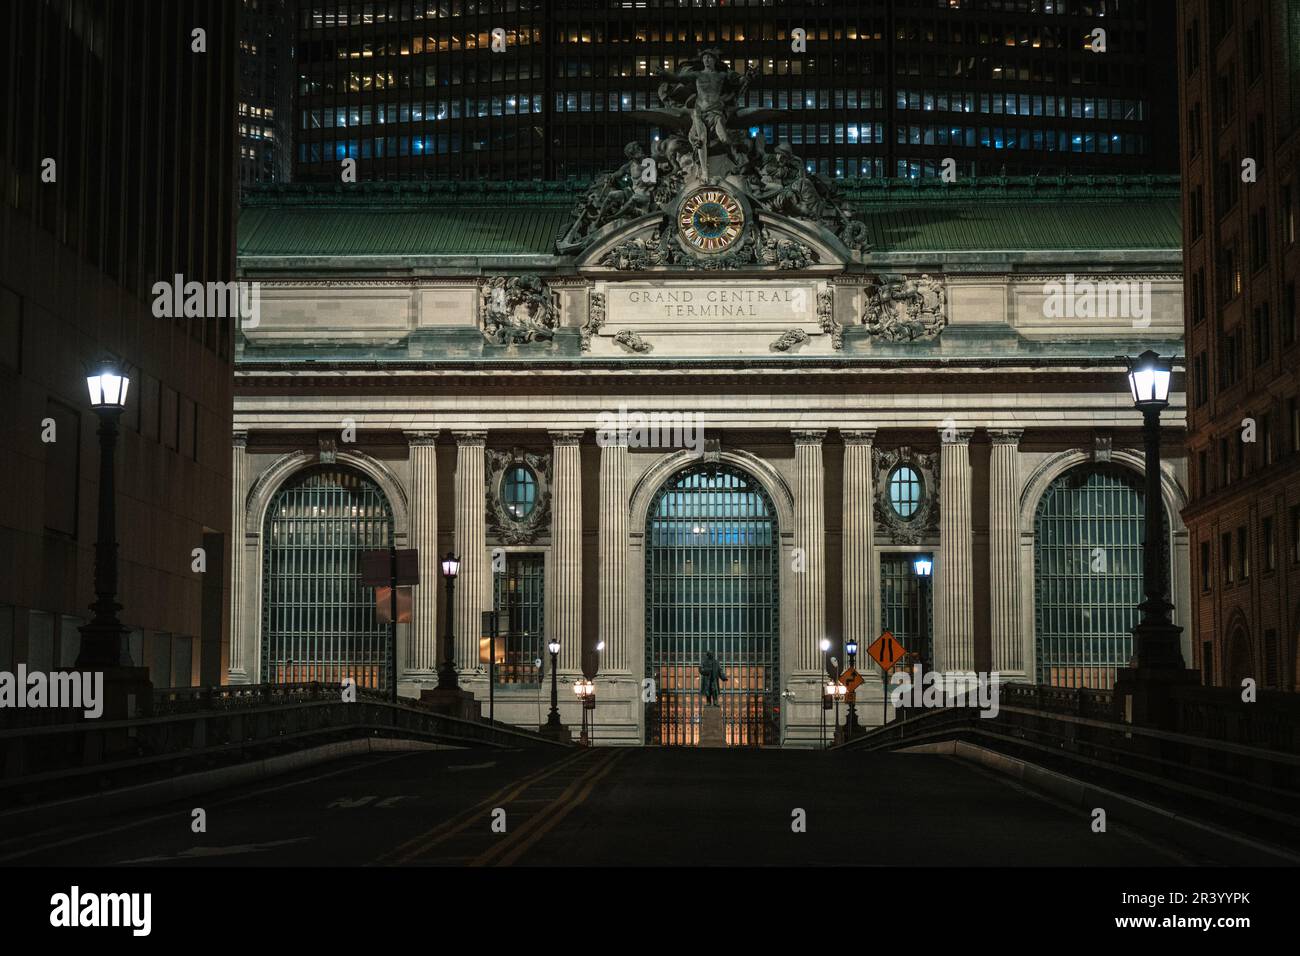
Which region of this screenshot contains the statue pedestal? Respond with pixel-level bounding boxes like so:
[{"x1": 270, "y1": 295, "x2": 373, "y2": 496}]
[{"x1": 698, "y1": 706, "x2": 727, "y2": 748}]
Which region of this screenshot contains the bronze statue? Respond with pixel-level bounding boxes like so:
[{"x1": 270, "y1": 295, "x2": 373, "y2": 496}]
[{"x1": 699, "y1": 650, "x2": 727, "y2": 705}]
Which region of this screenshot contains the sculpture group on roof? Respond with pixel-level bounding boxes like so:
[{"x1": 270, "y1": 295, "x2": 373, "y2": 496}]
[{"x1": 556, "y1": 48, "x2": 871, "y2": 257}]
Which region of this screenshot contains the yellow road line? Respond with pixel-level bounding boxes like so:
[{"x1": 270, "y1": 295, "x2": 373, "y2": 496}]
[
  {"x1": 374, "y1": 748, "x2": 591, "y2": 865},
  {"x1": 482, "y1": 748, "x2": 629, "y2": 867}
]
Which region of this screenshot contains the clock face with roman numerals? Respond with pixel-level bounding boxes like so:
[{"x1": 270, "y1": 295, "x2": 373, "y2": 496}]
[{"x1": 677, "y1": 187, "x2": 745, "y2": 253}]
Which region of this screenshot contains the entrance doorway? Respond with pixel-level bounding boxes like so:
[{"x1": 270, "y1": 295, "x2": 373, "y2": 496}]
[{"x1": 644, "y1": 464, "x2": 780, "y2": 746}]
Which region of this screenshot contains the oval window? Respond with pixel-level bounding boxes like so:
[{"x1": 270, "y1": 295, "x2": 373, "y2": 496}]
[
  {"x1": 888, "y1": 465, "x2": 923, "y2": 519},
  {"x1": 502, "y1": 465, "x2": 537, "y2": 520}
]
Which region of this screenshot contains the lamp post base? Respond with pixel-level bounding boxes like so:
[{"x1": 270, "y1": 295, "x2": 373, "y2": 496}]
[
  {"x1": 420, "y1": 686, "x2": 481, "y2": 722},
  {"x1": 1113, "y1": 660, "x2": 1200, "y2": 730},
  {"x1": 539, "y1": 719, "x2": 572, "y2": 743}
]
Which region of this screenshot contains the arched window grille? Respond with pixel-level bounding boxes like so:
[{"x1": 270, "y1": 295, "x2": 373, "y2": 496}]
[
  {"x1": 261, "y1": 466, "x2": 394, "y2": 692},
  {"x1": 1033, "y1": 464, "x2": 1169, "y2": 689}
]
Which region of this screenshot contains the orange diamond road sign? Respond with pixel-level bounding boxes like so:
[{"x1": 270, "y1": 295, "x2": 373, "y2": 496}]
[
  {"x1": 840, "y1": 667, "x2": 864, "y2": 694},
  {"x1": 865, "y1": 631, "x2": 907, "y2": 671}
]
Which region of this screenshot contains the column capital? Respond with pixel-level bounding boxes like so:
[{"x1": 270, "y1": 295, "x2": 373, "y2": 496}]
[
  {"x1": 987, "y1": 428, "x2": 1024, "y2": 446},
  {"x1": 938, "y1": 426, "x2": 975, "y2": 445},
  {"x1": 404, "y1": 429, "x2": 440, "y2": 446},
  {"x1": 232, "y1": 429, "x2": 249, "y2": 448},
  {"x1": 841, "y1": 428, "x2": 877, "y2": 445},
  {"x1": 792, "y1": 429, "x2": 827, "y2": 446},
  {"x1": 452, "y1": 430, "x2": 487, "y2": 446},
  {"x1": 549, "y1": 429, "x2": 585, "y2": 446}
]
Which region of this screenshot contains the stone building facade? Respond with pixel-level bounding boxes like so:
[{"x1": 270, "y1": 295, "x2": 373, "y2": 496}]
[{"x1": 232, "y1": 165, "x2": 1189, "y2": 747}]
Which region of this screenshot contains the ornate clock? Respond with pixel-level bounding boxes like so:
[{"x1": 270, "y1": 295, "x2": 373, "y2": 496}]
[{"x1": 677, "y1": 187, "x2": 745, "y2": 253}]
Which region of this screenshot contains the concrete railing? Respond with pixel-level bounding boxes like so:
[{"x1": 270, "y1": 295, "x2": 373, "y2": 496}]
[
  {"x1": 834, "y1": 682, "x2": 1300, "y2": 852},
  {"x1": 0, "y1": 681, "x2": 570, "y2": 810}
]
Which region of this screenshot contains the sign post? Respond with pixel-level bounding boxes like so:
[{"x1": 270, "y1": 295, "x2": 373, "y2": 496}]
[
  {"x1": 361, "y1": 548, "x2": 420, "y2": 703},
  {"x1": 482, "y1": 610, "x2": 499, "y2": 725},
  {"x1": 864, "y1": 630, "x2": 908, "y2": 726}
]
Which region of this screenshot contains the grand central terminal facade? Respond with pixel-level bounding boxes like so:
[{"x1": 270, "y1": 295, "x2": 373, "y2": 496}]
[{"x1": 231, "y1": 61, "x2": 1188, "y2": 746}]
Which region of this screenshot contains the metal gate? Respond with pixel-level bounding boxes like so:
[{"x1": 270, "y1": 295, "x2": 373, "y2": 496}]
[
  {"x1": 1034, "y1": 464, "x2": 1168, "y2": 689},
  {"x1": 645, "y1": 464, "x2": 780, "y2": 746},
  {"x1": 492, "y1": 552, "x2": 544, "y2": 686},
  {"x1": 880, "y1": 554, "x2": 933, "y2": 668},
  {"x1": 261, "y1": 466, "x2": 394, "y2": 692}
]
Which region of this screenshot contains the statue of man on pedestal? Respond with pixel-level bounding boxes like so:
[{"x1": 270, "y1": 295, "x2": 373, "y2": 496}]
[{"x1": 698, "y1": 650, "x2": 728, "y2": 706}]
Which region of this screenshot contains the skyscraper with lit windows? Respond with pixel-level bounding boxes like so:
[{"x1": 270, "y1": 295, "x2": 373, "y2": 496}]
[{"x1": 289, "y1": 0, "x2": 1179, "y2": 183}]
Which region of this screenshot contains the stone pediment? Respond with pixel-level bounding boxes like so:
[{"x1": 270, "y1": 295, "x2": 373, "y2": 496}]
[{"x1": 577, "y1": 208, "x2": 848, "y2": 275}]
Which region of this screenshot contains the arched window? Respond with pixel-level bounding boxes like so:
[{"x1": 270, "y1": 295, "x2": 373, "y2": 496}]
[
  {"x1": 261, "y1": 466, "x2": 394, "y2": 692},
  {"x1": 888, "y1": 464, "x2": 923, "y2": 519},
  {"x1": 1033, "y1": 464, "x2": 1169, "y2": 689},
  {"x1": 501, "y1": 464, "x2": 538, "y2": 519}
]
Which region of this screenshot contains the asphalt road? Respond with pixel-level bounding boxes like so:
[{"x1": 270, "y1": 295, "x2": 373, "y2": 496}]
[{"x1": 0, "y1": 747, "x2": 1228, "y2": 866}]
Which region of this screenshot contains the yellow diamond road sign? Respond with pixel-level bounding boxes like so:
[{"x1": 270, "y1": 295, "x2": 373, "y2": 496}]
[
  {"x1": 865, "y1": 630, "x2": 907, "y2": 671},
  {"x1": 840, "y1": 667, "x2": 864, "y2": 694}
]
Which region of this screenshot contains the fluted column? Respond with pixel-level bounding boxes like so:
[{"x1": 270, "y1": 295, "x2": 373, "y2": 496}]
[
  {"x1": 841, "y1": 430, "x2": 877, "y2": 651},
  {"x1": 598, "y1": 437, "x2": 629, "y2": 673},
  {"x1": 936, "y1": 428, "x2": 975, "y2": 674},
  {"x1": 793, "y1": 430, "x2": 827, "y2": 672},
  {"x1": 550, "y1": 430, "x2": 584, "y2": 672},
  {"x1": 988, "y1": 429, "x2": 1024, "y2": 677},
  {"x1": 453, "y1": 431, "x2": 487, "y2": 672},
  {"x1": 406, "y1": 430, "x2": 440, "y2": 675},
  {"x1": 229, "y1": 431, "x2": 249, "y2": 681}
]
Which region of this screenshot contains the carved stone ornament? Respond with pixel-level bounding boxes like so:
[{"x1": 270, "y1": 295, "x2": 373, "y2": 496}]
[
  {"x1": 599, "y1": 221, "x2": 816, "y2": 272},
  {"x1": 479, "y1": 275, "x2": 559, "y2": 345},
  {"x1": 558, "y1": 48, "x2": 872, "y2": 258},
  {"x1": 862, "y1": 274, "x2": 948, "y2": 342},
  {"x1": 318, "y1": 435, "x2": 338, "y2": 464},
  {"x1": 581, "y1": 292, "x2": 606, "y2": 351},
  {"x1": 873, "y1": 446, "x2": 940, "y2": 544},
  {"x1": 613, "y1": 330, "x2": 652, "y2": 353},
  {"x1": 770, "y1": 328, "x2": 809, "y2": 352},
  {"x1": 817, "y1": 288, "x2": 842, "y2": 349},
  {"x1": 485, "y1": 447, "x2": 553, "y2": 544}
]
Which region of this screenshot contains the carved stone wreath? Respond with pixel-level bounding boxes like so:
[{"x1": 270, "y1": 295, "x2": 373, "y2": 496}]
[
  {"x1": 479, "y1": 275, "x2": 559, "y2": 345},
  {"x1": 872, "y1": 446, "x2": 940, "y2": 544},
  {"x1": 485, "y1": 448, "x2": 553, "y2": 544},
  {"x1": 862, "y1": 274, "x2": 947, "y2": 342}
]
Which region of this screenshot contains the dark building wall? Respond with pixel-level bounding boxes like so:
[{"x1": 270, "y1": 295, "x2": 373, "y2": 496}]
[
  {"x1": 289, "y1": 0, "x2": 1179, "y2": 183},
  {"x1": 0, "y1": 0, "x2": 237, "y2": 686},
  {"x1": 1178, "y1": 0, "x2": 1300, "y2": 692}
]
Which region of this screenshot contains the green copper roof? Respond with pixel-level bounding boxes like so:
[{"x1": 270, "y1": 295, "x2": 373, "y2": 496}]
[{"x1": 238, "y1": 174, "x2": 1180, "y2": 259}]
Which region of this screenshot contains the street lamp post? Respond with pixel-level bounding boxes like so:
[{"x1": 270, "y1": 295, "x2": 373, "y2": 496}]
[
  {"x1": 574, "y1": 677, "x2": 595, "y2": 746},
  {"x1": 819, "y1": 638, "x2": 831, "y2": 749},
  {"x1": 437, "y1": 552, "x2": 461, "y2": 689},
  {"x1": 1125, "y1": 351, "x2": 1184, "y2": 670},
  {"x1": 76, "y1": 355, "x2": 132, "y2": 670},
  {"x1": 913, "y1": 555, "x2": 933, "y2": 675},
  {"x1": 545, "y1": 637, "x2": 562, "y2": 730},
  {"x1": 844, "y1": 636, "x2": 860, "y2": 738}
]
